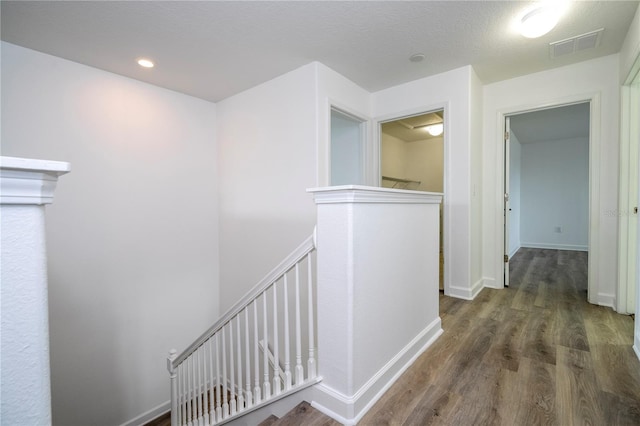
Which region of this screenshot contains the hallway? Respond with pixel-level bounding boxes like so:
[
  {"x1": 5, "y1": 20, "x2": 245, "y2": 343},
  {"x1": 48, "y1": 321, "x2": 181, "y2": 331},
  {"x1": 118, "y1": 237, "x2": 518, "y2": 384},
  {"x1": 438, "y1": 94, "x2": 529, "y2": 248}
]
[{"x1": 361, "y1": 248, "x2": 640, "y2": 425}]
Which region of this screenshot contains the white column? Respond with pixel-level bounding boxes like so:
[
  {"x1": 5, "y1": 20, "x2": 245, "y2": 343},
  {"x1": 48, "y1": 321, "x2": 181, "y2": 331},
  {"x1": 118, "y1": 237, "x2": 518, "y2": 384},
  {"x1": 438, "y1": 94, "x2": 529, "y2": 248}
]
[
  {"x1": 308, "y1": 185, "x2": 443, "y2": 423},
  {"x1": 1, "y1": 156, "x2": 70, "y2": 426}
]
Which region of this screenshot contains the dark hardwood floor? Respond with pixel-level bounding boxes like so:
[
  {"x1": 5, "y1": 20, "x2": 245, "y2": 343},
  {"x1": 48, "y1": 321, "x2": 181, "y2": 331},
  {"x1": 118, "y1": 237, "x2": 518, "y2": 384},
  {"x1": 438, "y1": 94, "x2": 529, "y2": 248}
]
[{"x1": 360, "y1": 248, "x2": 640, "y2": 425}]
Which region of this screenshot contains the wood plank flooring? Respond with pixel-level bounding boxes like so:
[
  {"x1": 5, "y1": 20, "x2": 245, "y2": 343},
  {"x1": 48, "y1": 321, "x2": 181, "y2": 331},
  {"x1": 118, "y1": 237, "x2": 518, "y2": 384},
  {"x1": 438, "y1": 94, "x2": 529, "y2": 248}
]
[{"x1": 360, "y1": 248, "x2": 640, "y2": 425}]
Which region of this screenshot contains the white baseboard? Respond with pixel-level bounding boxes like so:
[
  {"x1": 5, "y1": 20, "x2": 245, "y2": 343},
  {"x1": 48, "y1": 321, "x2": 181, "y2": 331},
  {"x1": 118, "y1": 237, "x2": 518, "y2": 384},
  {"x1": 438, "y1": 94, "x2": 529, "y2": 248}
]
[
  {"x1": 311, "y1": 317, "x2": 443, "y2": 425},
  {"x1": 119, "y1": 400, "x2": 170, "y2": 426},
  {"x1": 447, "y1": 279, "x2": 484, "y2": 300},
  {"x1": 634, "y1": 332, "x2": 640, "y2": 362},
  {"x1": 596, "y1": 292, "x2": 616, "y2": 309},
  {"x1": 520, "y1": 242, "x2": 588, "y2": 252},
  {"x1": 482, "y1": 277, "x2": 500, "y2": 289},
  {"x1": 509, "y1": 245, "x2": 521, "y2": 258}
]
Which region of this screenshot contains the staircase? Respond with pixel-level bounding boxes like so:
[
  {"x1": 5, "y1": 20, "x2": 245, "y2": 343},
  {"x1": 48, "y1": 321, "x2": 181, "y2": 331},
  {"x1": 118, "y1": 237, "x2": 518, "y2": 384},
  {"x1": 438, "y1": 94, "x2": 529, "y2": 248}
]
[
  {"x1": 257, "y1": 402, "x2": 339, "y2": 426},
  {"x1": 167, "y1": 234, "x2": 319, "y2": 426},
  {"x1": 165, "y1": 186, "x2": 443, "y2": 426}
]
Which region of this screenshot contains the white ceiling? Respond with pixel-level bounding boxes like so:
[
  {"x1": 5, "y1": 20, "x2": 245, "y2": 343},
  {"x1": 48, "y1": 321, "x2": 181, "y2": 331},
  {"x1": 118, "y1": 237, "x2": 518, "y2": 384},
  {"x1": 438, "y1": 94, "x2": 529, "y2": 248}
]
[
  {"x1": 509, "y1": 102, "x2": 590, "y2": 144},
  {"x1": 1, "y1": 1, "x2": 638, "y2": 103}
]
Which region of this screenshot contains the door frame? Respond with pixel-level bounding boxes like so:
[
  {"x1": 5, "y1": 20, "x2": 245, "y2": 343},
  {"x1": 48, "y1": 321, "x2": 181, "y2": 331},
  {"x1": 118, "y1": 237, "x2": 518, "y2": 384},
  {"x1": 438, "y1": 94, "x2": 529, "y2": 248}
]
[
  {"x1": 373, "y1": 103, "x2": 450, "y2": 293},
  {"x1": 618, "y1": 57, "x2": 640, "y2": 314},
  {"x1": 496, "y1": 93, "x2": 600, "y2": 305}
]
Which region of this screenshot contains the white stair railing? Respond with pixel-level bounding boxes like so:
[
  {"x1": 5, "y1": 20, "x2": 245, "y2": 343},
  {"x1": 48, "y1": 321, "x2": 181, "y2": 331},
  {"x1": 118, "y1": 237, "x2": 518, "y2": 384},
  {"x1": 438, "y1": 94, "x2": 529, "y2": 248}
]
[{"x1": 167, "y1": 233, "x2": 319, "y2": 426}]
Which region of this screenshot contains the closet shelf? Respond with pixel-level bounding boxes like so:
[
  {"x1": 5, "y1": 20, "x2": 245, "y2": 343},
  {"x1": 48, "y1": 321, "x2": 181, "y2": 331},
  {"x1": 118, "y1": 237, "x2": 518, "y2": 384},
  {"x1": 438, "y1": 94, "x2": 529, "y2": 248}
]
[{"x1": 382, "y1": 176, "x2": 421, "y2": 189}]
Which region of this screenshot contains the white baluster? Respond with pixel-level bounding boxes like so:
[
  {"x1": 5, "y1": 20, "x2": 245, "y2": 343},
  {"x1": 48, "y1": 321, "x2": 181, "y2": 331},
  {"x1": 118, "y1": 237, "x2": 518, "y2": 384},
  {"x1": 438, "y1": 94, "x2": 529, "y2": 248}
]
[
  {"x1": 262, "y1": 293, "x2": 271, "y2": 399},
  {"x1": 208, "y1": 339, "x2": 215, "y2": 424},
  {"x1": 177, "y1": 363, "x2": 183, "y2": 426},
  {"x1": 222, "y1": 327, "x2": 229, "y2": 418},
  {"x1": 193, "y1": 353, "x2": 199, "y2": 426},
  {"x1": 307, "y1": 254, "x2": 317, "y2": 379},
  {"x1": 229, "y1": 322, "x2": 237, "y2": 416},
  {"x1": 244, "y1": 308, "x2": 253, "y2": 408},
  {"x1": 186, "y1": 357, "x2": 192, "y2": 426},
  {"x1": 236, "y1": 315, "x2": 245, "y2": 412},
  {"x1": 201, "y1": 345, "x2": 209, "y2": 426},
  {"x1": 215, "y1": 334, "x2": 222, "y2": 422},
  {"x1": 199, "y1": 348, "x2": 205, "y2": 426},
  {"x1": 295, "y1": 263, "x2": 304, "y2": 385},
  {"x1": 253, "y1": 300, "x2": 261, "y2": 404},
  {"x1": 168, "y1": 349, "x2": 178, "y2": 426},
  {"x1": 273, "y1": 284, "x2": 282, "y2": 395},
  {"x1": 283, "y1": 273, "x2": 292, "y2": 390}
]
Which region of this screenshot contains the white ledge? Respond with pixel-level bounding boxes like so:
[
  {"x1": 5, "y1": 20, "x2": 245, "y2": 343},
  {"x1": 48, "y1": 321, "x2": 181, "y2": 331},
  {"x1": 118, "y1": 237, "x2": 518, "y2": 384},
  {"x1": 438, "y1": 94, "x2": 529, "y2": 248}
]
[
  {"x1": 307, "y1": 185, "x2": 442, "y2": 204},
  {"x1": 1, "y1": 156, "x2": 71, "y2": 205}
]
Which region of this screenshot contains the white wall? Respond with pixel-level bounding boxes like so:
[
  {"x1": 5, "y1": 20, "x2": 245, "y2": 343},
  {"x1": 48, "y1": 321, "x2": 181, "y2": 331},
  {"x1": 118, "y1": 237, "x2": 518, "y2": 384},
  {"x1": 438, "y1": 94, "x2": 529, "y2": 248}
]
[
  {"x1": 1, "y1": 43, "x2": 220, "y2": 425},
  {"x1": 620, "y1": 3, "x2": 640, "y2": 83},
  {"x1": 520, "y1": 137, "x2": 589, "y2": 250},
  {"x1": 316, "y1": 63, "x2": 372, "y2": 186},
  {"x1": 216, "y1": 64, "x2": 318, "y2": 311},
  {"x1": 469, "y1": 68, "x2": 484, "y2": 289},
  {"x1": 508, "y1": 132, "x2": 522, "y2": 257},
  {"x1": 216, "y1": 62, "x2": 371, "y2": 312},
  {"x1": 482, "y1": 54, "x2": 620, "y2": 307},
  {"x1": 373, "y1": 66, "x2": 479, "y2": 299}
]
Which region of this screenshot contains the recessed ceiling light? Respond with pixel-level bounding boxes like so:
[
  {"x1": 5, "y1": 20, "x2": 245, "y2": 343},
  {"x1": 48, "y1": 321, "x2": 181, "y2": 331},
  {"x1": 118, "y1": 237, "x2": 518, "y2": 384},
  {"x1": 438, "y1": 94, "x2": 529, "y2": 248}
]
[
  {"x1": 137, "y1": 58, "x2": 154, "y2": 68},
  {"x1": 409, "y1": 53, "x2": 426, "y2": 63}
]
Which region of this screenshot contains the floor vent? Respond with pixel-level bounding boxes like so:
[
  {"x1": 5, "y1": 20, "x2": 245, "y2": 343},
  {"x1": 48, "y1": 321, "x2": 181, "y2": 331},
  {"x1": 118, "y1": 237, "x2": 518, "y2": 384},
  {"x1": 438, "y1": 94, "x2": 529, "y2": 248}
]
[{"x1": 550, "y1": 28, "x2": 604, "y2": 58}]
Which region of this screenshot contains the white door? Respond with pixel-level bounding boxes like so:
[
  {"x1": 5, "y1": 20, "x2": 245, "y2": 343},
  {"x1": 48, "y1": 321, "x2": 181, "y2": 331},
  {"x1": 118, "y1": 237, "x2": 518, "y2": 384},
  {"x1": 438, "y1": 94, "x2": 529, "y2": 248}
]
[{"x1": 504, "y1": 117, "x2": 511, "y2": 287}]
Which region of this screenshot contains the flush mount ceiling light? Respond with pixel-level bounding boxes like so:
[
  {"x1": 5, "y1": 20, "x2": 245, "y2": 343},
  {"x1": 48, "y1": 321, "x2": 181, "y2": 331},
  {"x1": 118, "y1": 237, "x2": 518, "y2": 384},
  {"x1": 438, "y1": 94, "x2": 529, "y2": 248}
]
[
  {"x1": 516, "y1": 1, "x2": 569, "y2": 38},
  {"x1": 137, "y1": 58, "x2": 154, "y2": 68},
  {"x1": 426, "y1": 123, "x2": 444, "y2": 136},
  {"x1": 409, "y1": 53, "x2": 426, "y2": 63}
]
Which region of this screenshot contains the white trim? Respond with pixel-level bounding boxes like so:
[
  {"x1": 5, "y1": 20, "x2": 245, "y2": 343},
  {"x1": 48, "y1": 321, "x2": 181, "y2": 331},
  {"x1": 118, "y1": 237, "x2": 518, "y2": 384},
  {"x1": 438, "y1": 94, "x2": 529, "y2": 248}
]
[
  {"x1": 324, "y1": 98, "x2": 373, "y2": 187},
  {"x1": 119, "y1": 401, "x2": 170, "y2": 426},
  {"x1": 520, "y1": 243, "x2": 588, "y2": 252},
  {"x1": 634, "y1": 338, "x2": 640, "y2": 362},
  {"x1": 1, "y1": 156, "x2": 71, "y2": 205},
  {"x1": 311, "y1": 318, "x2": 443, "y2": 424},
  {"x1": 509, "y1": 245, "x2": 521, "y2": 259},
  {"x1": 596, "y1": 292, "x2": 616, "y2": 309},
  {"x1": 308, "y1": 185, "x2": 443, "y2": 204},
  {"x1": 482, "y1": 277, "x2": 499, "y2": 290},
  {"x1": 494, "y1": 93, "x2": 600, "y2": 306},
  {"x1": 448, "y1": 278, "x2": 484, "y2": 300}
]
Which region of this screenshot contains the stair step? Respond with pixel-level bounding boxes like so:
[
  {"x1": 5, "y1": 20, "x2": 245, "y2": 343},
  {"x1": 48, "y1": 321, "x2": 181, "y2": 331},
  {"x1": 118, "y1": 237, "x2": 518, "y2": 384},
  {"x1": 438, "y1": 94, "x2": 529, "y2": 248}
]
[
  {"x1": 270, "y1": 401, "x2": 340, "y2": 426},
  {"x1": 258, "y1": 414, "x2": 280, "y2": 426}
]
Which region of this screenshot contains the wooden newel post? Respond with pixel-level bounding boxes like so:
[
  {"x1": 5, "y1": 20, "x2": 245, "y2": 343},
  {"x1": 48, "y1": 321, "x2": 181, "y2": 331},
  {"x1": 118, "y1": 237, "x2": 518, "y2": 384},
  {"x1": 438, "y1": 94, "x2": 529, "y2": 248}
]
[{"x1": 167, "y1": 349, "x2": 178, "y2": 426}]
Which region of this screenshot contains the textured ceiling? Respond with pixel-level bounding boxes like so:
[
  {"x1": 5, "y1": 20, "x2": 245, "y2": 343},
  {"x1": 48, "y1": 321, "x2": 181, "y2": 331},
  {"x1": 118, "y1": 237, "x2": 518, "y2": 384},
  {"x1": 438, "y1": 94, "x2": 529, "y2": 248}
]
[{"x1": 1, "y1": 1, "x2": 638, "y2": 102}]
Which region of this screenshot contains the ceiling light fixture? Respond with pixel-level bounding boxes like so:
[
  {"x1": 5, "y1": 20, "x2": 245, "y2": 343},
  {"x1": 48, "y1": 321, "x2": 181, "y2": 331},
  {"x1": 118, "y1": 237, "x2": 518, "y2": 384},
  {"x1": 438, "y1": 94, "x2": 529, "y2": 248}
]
[
  {"x1": 409, "y1": 53, "x2": 426, "y2": 63},
  {"x1": 516, "y1": 1, "x2": 569, "y2": 39},
  {"x1": 426, "y1": 123, "x2": 444, "y2": 136},
  {"x1": 137, "y1": 58, "x2": 154, "y2": 68}
]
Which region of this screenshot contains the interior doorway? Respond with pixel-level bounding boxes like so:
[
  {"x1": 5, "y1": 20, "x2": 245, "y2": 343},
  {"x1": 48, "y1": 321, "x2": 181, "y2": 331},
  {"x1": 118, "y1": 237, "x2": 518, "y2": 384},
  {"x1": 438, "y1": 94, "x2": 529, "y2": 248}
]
[
  {"x1": 330, "y1": 107, "x2": 367, "y2": 186},
  {"x1": 379, "y1": 110, "x2": 445, "y2": 289},
  {"x1": 504, "y1": 102, "x2": 590, "y2": 295}
]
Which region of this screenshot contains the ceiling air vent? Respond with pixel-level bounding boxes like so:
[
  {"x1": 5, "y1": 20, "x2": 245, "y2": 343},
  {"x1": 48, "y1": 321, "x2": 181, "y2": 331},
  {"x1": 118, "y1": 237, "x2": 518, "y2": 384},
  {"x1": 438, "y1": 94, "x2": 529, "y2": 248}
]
[{"x1": 550, "y1": 28, "x2": 604, "y2": 58}]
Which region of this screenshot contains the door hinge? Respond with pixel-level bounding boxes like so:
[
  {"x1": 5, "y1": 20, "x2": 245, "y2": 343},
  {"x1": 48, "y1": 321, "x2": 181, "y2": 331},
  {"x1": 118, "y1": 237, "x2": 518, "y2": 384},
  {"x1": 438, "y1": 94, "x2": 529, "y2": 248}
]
[
  {"x1": 504, "y1": 193, "x2": 509, "y2": 202},
  {"x1": 504, "y1": 131, "x2": 510, "y2": 140},
  {"x1": 504, "y1": 254, "x2": 509, "y2": 263}
]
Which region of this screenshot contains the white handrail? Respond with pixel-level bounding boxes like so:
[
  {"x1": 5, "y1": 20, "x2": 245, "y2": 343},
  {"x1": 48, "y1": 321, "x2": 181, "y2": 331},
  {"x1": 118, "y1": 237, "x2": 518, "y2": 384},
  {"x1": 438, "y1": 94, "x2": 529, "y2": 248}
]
[
  {"x1": 172, "y1": 234, "x2": 315, "y2": 367},
  {"x1": 168, "y1": 233, "x2": 318, "y2": 426}
]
